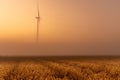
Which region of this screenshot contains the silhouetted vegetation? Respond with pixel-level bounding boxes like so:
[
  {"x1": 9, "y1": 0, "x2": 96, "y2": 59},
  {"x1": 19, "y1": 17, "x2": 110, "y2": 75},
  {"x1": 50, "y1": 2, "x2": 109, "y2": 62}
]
[{"x1": 0, "y1": 56, "x2": 120, "y2": 80}]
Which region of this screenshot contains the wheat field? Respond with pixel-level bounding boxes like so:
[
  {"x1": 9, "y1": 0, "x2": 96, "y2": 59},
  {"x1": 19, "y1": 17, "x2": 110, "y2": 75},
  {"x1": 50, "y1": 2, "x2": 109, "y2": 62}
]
[{"x1": 0, "y1": 56, "x2": 120, "y2": 80}]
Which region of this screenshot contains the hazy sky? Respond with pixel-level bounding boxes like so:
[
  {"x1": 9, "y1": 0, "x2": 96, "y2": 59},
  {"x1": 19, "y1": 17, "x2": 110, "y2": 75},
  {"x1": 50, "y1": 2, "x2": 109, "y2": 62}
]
[{"x1": 0, "y1": 0, "x2": 120, "y2": 56}]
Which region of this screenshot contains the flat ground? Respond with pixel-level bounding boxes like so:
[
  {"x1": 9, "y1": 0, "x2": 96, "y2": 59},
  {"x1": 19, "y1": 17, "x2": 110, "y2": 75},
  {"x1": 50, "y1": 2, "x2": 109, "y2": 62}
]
[{"x1": 0, "y1": 56, "x2": 120, "y2": 80}]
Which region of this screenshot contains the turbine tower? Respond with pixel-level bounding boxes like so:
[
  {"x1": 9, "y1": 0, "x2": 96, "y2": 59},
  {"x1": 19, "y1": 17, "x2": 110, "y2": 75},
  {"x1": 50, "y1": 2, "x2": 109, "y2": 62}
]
[{"x1": 36, "y1": 0, "x2": 40, "y2": 45}]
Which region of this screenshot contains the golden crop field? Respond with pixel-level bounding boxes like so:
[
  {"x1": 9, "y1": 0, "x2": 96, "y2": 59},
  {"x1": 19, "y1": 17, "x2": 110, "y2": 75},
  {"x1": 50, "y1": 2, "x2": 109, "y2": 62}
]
[{"x1": 0, "y1": 56, "x2": 120, "y2": 80}]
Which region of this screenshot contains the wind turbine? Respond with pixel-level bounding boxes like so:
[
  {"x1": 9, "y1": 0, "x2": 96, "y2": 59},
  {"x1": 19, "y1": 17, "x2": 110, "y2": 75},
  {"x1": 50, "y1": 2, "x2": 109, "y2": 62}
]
[{"x1": 36, "y1": 0, "x2": 40, "y2": 45}]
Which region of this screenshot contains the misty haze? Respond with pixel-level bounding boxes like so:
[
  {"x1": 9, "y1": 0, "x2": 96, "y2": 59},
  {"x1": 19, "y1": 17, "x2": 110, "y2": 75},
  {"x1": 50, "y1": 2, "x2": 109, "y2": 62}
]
[
  {"x1": 0, "y1": 0, "x2": 120, "y2": 80},
  {"x1": 0, "y1": 0, "x2": 120, "y2": 56}
]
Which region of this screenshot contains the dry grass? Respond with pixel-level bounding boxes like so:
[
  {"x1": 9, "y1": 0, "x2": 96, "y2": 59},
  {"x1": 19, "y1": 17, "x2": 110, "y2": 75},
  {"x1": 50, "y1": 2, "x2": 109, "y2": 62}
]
[{"x1": 0, "y1": 57, "x2": 120, "y2": 80}]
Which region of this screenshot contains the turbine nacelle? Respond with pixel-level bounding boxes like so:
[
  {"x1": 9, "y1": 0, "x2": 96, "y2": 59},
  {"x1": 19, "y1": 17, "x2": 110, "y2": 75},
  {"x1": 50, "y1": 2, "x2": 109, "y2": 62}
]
[{"x1": 36, "y1": 16, "x2": 40, "y2": 20}]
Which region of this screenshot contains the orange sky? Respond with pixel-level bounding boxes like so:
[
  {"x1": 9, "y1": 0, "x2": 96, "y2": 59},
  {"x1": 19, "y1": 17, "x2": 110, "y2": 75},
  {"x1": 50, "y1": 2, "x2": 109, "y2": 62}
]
[{"x1": 0, "y1": 0, "x2": 120, "y2": 56}]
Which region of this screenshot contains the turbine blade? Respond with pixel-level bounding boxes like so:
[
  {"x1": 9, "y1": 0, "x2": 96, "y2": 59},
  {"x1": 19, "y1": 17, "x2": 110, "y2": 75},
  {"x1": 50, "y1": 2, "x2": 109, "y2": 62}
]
[{"x1": 37, "y1": 0, "x2": 40, "y2": 17}]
